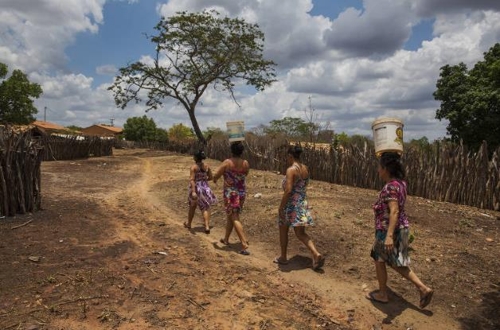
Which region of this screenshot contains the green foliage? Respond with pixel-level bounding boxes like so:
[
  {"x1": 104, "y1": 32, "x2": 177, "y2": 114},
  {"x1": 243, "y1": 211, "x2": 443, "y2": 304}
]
[
  {"x1": 434, "y1": 43, "x2": 500, "y2": 151},
  {"x1": 265, "y1": 117, "x2": 316, "y2": 139},
  {"x1": 407, "y1": 136, "x2": 430, "y2": 151},
  {"x1": 123, "y1": 115, "x2": 158, "y2": 141},
  {"x1": 331, "y1": 132, "x2": 373, "y2": 149},
  {"x1": 0, "y1": 62, "x2": 43, "y2": 125},
  {"x1": 168, "y1": 123, "x2": 194, "y2": 141},
  {"x1": 203, "y1": 126, "x2": 226, "y2": 141},
  {"x1": 155, "y1": 128, "x2": 169, "y2": 143},
  {"x1": 333, "y1": 132, "x2": 349, "y2": 146},
  {"x1": 66, "y1": 125, "x2": 83, "y2": 132},
  {"x1": 108, "y1": 10, "x2": 276, "y2": 144}
]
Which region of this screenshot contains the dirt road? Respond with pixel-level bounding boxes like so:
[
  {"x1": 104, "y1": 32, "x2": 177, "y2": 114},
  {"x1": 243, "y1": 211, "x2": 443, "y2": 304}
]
[{"x1": 1, "y1": 149, "x2": 499, "y2": 329}]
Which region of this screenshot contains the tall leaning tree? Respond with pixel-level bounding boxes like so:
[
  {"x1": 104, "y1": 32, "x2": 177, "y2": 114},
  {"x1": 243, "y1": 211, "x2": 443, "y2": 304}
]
[
  {"x1": 434, "y1": 43, "x2": 500, "y2": 152},
  {"x1": 109, "y1": 10, "x2": 277, "y2": 144}
]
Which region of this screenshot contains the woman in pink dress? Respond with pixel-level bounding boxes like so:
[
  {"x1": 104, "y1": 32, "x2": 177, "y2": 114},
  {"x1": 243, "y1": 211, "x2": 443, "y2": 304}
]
[
  {"x1": 367, "y1": 152, "x2": 433, "y2": 309},
  {"x1": 213, "y1": 142, "x2": 250, "y2": 255}
]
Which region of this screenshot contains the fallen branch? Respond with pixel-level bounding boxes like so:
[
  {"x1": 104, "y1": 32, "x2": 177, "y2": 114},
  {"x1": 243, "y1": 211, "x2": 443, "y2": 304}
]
[
  {"x1": 167, "y1": 281, "x2": 176, "y2": 291},
  {"x1": 185, "y1": 295, "x2": 206, "y2": 310},
  {"x1": 11, "y1": 219, "x2": 33, "y2": 230}
]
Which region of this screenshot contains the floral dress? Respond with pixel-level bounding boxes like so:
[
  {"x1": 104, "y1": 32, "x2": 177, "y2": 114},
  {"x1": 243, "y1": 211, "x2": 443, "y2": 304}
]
[
  {"x1": 223, "y1": 167, "x2": 247, "y2": 214},
  {"x1": 370, "y1": 179, "x2": 410, "y2": 267},
  {"x1": 188, "y1": 165, "x2": 217, "y2": 211},
  {"x1": 279, "y1": 165, "x2": 314, "y2": 227}
]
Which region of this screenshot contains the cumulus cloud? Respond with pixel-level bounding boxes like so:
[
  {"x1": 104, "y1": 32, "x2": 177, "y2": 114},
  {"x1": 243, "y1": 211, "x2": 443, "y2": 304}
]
[
  {"x1": 415, "y1": 0, "x2": 500, "y2": 17},
  {"x1": 0, "y1": 0, "x2": 105, "y2": 73},
  {"x1": 96, "y1": 64, "x2": 118, "y2": 76},
  {"x1": 2, "y1": 0, "x2": 500, "y2": 141},
  {"x1": 157, "y1": 0, "x2": 331, "y2": 69},
  {"x1": 324, "y1": 0, "x2": 416, "y2": 58}
]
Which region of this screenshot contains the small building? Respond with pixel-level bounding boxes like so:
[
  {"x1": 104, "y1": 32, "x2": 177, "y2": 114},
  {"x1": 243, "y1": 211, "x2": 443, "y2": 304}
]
[
  {"x1": 32, "y1": 120, "x2": 70, "y2": 135},
  {"x1": 81, "y1": 124, "x2": 123, "y2": 138}
]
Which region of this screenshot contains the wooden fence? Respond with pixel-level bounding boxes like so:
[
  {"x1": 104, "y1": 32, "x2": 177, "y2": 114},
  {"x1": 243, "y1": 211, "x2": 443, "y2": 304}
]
[
  {"x1": 128, "y1": 136, "x2": 499, "y2": 211},
  {"x1": 0, "y1": 129, "x2": 43, "y2": 217},
  {"x1": 0, "y1": 129, "x2": 115, "y2": 217},
  {"x1": 40, "y1": 135, "x2": 114, "y2": 161}
]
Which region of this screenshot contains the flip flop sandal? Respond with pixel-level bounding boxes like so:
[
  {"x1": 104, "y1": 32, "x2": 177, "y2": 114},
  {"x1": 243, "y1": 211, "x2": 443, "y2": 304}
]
[
  {"x1": 273, "y1": 257, "x2": 289, "y2": 265},
  {"x1": 313, "y1": 255, "x2": 325, "y2": 270},
  {"x1": 239, "y1": 250, "x2": 250, "y2": 256},
  {"x1": 183, "y1": 222, "x2": 191, "y2": 229},
  {"x1": 219, "y1": 238, "x2": 229, "y2": 245},
  {"x1": 366, "y1": 292, "x2": 388, "y2": 304},
  {"x1": 419, "y1": 290, "x2": 434, "y2": 309}
]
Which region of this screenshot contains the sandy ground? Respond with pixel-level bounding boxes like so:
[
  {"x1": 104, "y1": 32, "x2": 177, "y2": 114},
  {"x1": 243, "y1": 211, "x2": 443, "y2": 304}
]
[{"x1": 0, "y1": 148, "x2": 499, "y2": 330}]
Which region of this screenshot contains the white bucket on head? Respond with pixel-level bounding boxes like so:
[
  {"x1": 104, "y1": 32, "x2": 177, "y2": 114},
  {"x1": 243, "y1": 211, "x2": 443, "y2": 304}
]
[
  {"x1": 226, "y1": 121, "x2": 245, "y2": 142},
  {"x1": 371, "y1": 117, "x2": 404, "y2": 157}
]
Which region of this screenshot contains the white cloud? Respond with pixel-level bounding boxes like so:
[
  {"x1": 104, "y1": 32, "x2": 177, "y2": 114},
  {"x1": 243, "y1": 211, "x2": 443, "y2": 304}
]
[
  {"x1": 0, "y1": 0, "x2": 105, "y2": 73},
  {"x1": 96, "y1": 64, "x2": 118, "y2": 76},
  {"x1": 2, "y1": 0, "x2": 500, "y2": 141},
  {"x1": 415, "y1": 0, "x2": 500, "y2": 17},
  {"x1": 324, "y1": 0, "x2": 416, "y2": 57}
]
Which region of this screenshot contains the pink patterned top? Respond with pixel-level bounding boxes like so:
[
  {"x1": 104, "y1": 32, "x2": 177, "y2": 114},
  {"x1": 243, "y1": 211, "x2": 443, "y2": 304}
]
[{"x1": 372, "y1": 179, "x2": 409, "y2": 231}]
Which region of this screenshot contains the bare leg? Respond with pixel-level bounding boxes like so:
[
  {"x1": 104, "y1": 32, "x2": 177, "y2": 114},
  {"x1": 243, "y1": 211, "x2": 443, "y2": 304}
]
[
  {"x1": 202, "y1": 210, "x2": 210, "y2": 232},
  {"x1": 371, "y1": 261, "x2": 389, "y2": 302},
  {"x1": 391, "y1": 266, "x2": 433, "y2": 299},
  {"x1": 278, "y1": 225, "x2": 289, "y2": 262},
  {"x1": 223, "y1": 213, "x2": 234, "y2": 243},
  {"x1": 293, "y1": 226, "x2": 321, "y2": 261},
  {"x1": 186, "y1": 201, "x2": 197, "y2": 228},
  {"x1": 231, "y1": 213, "x2": 249, "y2": 250}
]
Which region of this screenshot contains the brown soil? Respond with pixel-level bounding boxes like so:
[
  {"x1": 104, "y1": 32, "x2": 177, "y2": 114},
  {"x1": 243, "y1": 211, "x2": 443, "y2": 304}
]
[{"x1": 1, "y1": 149, "x2": 499, "y2": 330}]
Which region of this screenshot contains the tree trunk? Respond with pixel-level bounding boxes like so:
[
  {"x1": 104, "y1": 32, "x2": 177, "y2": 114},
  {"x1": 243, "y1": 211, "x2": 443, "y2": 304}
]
[{"x1": 187, "y1": 107, "x2": 206, "y2": 145}]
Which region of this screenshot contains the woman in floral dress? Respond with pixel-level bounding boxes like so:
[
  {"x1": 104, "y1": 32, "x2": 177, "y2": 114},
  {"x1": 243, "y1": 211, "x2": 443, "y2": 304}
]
[
  {"x1": 276, "y1": 145, "x2": 324, "y2": 270},
  {"x1": 213, "y1": 142, "x2": 250, "y2": 255},
  {"x1": 367, "y1": 152, "x2": 433, "y2": 309},
  {"x1": 185, "y1": 150, "x2": 217, "y2": 234}
]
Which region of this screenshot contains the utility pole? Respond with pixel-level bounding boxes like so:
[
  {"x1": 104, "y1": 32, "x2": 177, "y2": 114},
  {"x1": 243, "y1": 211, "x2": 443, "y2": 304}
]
[
  {"x1": 110, "y1": 118, "x2": 115, "y2": 126},
  {"x1": 44, "y1": 106, "x2": 47, "y2": 122}
]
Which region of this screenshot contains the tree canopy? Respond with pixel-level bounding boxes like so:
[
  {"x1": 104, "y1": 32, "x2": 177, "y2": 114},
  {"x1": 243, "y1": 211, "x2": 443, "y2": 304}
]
[
  {"x1": 108, "y1": 10, "x2": 276, "y2": 144},
  {"x1": 434, "y1": 43, "x2": 500, "y2": 151},
  {"x1": 265, "y1": 117, "x2": 318, "y2": 139},
  {"x1": 168, "y1": 123, "x2": 195, "y2": 141},
  {"x1": 123, "y1": 115, "x2": 161, "y2": 142},
  {"x1": 0, "y1": 62, "x2": 42, "y2": 125}
]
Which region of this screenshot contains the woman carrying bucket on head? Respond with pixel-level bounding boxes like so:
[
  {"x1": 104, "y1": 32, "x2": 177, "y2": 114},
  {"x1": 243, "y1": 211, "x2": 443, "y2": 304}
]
[
  {"x1": 367, "y1": 118, "x2": 433, "y2": 309},
  {"x1": 213, "y1": 141, "x2": 250, "y2": 255}
]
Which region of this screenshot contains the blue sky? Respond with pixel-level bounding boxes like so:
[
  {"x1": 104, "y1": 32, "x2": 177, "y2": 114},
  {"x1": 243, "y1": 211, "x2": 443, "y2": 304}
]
[
  {"x1": 66, "y1": 1, "x2": 156, "y2": 87},
  {"x1": 1, "y1": 0, "x2": 500, "y2": 140},
  {"x1": 66, "y1": 0, "x2": 433, "y2": 86}
]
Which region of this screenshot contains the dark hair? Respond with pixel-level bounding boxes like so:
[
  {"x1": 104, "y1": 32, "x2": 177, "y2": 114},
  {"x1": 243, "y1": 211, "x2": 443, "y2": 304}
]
[
  {"x1": 194, "y1": 150, "x2": 206, "y2": 162},
  {"x1": 288, "y1": 145, "x2": 303, "y2": 160},
  {"x1": 230, "y1": 141, "x2": 244, "y2": 157},
  {"x1": 379, "y1": 152, "x2": 405, "y2": 179}
]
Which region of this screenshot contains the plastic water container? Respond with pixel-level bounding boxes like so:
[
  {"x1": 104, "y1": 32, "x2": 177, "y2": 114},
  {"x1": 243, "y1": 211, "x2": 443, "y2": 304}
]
[
  {"x1": 371, "y1": 117, "x2": 404, "y2": 157},
  {"x1": 226, "y1": 121, "x2": 245, "y2": 142}
]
